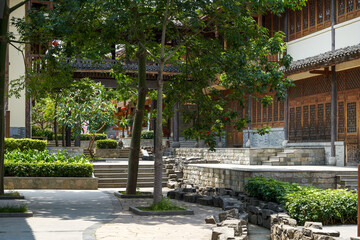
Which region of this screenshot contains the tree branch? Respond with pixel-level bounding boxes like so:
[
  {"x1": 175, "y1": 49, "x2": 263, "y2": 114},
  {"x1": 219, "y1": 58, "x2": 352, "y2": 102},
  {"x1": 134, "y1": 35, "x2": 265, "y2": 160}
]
[
  {"x1": 139, "y1": 42, "x2": 160, "y2": 63},
  {"x1": 9, "y1": 0, "x2": 29, "y2": 13},
  {"x1": 9, "y1": 40, "x2": 27, "y2": 44}
]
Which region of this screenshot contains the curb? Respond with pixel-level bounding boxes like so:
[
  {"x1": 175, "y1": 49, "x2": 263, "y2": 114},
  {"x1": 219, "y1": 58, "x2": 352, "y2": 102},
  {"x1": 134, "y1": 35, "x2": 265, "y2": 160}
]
[{"x1": 129, "y1": 206, "x2": 194, "y2": 216}]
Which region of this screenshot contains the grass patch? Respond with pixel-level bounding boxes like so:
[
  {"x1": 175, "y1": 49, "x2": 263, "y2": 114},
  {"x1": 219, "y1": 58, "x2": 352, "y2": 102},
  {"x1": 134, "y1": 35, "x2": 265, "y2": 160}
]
[
  {"x1": 3, "y1": 191, "x2": 20, "y2": 197},
  {"x1": 0, "y1": 205, "x2": 27, "y2": 213},
  {"x1": 139, "y1": 198, "x2": 185, "y2": 211}
]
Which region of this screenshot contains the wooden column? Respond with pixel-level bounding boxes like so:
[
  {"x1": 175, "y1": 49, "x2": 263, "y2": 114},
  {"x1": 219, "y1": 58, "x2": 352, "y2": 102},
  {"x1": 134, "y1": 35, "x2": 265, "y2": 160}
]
[
  {"x1": 247, "y1": 96, "x2": 251, "y2": 147},
  {"x1": 330, "y1": 0, "x2": 337, "y2": 159},
  {"x1": 284, "y1": 10, "x2": 289, "y2": 141}
]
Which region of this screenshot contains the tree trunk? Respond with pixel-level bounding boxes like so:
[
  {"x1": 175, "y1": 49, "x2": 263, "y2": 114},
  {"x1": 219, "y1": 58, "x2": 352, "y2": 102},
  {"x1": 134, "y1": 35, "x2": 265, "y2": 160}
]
[
  {"x1": 62, "y1": 126, "x2": 65, "y2": 147},
  {"x1": 153, "y1": 62, "x2": 165, "y2": 204},
  {"x1": 126, "y1": 36, "x2": 147, "y2": 195},
  {"x1": 0, "y1": 3, "x2": 9, "y2": 195},
  {"x1": 54, "y1": 101, "x2": 58, "y2": 147},
  {"x1": 66, "y1": 126, "x2": 71, "y2": 147}
]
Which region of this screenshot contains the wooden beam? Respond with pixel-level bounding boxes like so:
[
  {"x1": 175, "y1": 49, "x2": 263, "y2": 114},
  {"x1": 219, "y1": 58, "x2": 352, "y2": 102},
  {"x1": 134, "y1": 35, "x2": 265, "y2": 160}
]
[{"x1": 309, "y1": 67, "x2": 331, "y2": 76}]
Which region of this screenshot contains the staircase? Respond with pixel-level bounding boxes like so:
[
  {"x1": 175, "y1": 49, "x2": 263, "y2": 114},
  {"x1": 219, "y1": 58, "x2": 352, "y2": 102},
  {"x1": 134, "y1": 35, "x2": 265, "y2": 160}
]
[
  {"x1": 93, "y1": 163, "x2": 168, "y2": 188},
  {"x1": 336, "y1": 175, "x2": 358, "y2": 190},
  {"x1": 262, "y1": 149, "x2": 295, "y2": 166}
]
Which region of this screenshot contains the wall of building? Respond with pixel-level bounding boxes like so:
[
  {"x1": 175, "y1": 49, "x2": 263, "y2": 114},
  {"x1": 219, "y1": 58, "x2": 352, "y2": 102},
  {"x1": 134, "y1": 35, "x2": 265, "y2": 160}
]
[
  {"x1": 287, "y1": 16, "x2": 360, "y2": 61},
  {"x1": 8, "y1": 0, "x2": 26, "y2": 138}
]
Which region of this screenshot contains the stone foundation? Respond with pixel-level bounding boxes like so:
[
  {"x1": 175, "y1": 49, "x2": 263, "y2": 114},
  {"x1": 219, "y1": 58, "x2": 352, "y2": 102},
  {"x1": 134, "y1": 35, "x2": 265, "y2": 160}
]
[
  {"x1": 183, "y1": 165, "x2": 357, "y2": 191},
  {"x1": 243, "y1": 128, "x2": 285, "y2": 148},
  {"x1": 5, "y1": 177, "x2": 98, "y2": 190}
]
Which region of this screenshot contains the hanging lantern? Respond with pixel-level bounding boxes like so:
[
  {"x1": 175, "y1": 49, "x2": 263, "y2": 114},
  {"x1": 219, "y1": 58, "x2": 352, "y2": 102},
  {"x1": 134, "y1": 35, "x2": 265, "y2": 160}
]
[{"x1": 121, "y1": 107, "x2": 127, "y2": 111}]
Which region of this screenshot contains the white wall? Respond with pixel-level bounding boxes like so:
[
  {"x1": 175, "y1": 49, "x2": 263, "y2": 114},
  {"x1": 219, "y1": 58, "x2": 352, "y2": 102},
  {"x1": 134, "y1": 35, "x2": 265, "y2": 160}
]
[
  {"x1": 287, "y1": 16, "x2": 360, "y2": 62},
  {"x1": 8, "y1": 0, "x2": 26, "y2": 130}
]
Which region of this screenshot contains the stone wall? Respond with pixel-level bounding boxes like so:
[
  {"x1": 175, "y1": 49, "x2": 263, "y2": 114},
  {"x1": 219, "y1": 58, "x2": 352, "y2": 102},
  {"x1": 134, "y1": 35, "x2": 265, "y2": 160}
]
[
  {"x1": 175, "y1": 148, "x2": 252, "y2": 165},
  {"x1": 175, "y1": 147, "x2": 325, "y2": 166},
  {"x1": 287, "y1": 142, "x2": 345, "y2": 166},
  {"x1": 5, "y1": 177, "x2": 98, "y2": 190},
  {"x1": 183, "y1": 165, "x2": 356, "y2": 190},
  {"x1": 243, "y1": 128, "x2": 285, "y2": 148},
  {"x1": 47, "y1": 147, "x2": 84, "y2": 156}
]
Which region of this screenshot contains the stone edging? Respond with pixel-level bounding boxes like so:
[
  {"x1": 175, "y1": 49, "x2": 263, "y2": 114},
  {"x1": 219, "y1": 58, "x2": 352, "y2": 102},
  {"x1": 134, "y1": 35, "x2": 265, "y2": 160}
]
[
  {"x1": 114, "y1": 192, "x2": 153, "y2": 199},
  {"x1": 0, "y1": 211, "x2": 33, "y2": 218},
  {"x1": 0, "y1": 195, "x2": 25, "y2": 200},
  {"x1": 129, "y1": 206, "x2": 194, "y2": 216}
]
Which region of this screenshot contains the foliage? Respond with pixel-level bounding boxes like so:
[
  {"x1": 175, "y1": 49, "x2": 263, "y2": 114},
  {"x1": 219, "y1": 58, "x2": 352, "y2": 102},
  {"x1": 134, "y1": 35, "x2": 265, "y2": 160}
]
[
  {"x1": 3, "y1": 191, "x2": 20, "y2": 197},
  {"x1": 5, "y1": 161, "x2": 93, "y2": 177},
  {"x1": 0, "y1": 205, "x2": 27, "y2": 213},
  {"x1": 140, "y1": 197, "x2": 185, "y2": 211},
  {"x1": 31, "y1": 99, "x2": 55, "y2": 131},
  {"x1": 96, "y1": 140, "x2": 118, "y2": 149},
  {"x1": 80, "y1": 134, "x2": 107, "y2": 141},
  {"x1": 4, "y1": 150, "x2": 92, "y2": 177},
  {"x1": 245, "y1": 177, "x2": 358, "y2": 225},
  {"x1": 5, "y1": 149, "x2": 89, "y2": 163},
  {"x1": 244, "y1": 176, "x2": 301, "y2": 203},
  {"x1": 5, "y1": 138, "x2": 47, "y2": 152},
  {"x1": 141, "y1": 130, "x2": 154, "y2": 139},
  {"x1": 32, "y1": 126, "x2": 54, "y2": 140},
  {"x1": 284, "y1": 187, "x2": 357, "y2": 225}
]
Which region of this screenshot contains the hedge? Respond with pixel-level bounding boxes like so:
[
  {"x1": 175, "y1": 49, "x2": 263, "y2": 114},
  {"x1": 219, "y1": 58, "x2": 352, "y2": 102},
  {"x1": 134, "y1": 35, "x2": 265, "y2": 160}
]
[
  {"x1": 5, "y1": 149, "x2": 89, "y2": 163},
  {"x1": 80, "y1": 133, "x2": 107, "y2": 141},
  {"x1": 141, "y1": 130, "x2": 154, "y2": 139},
  {"x1": 32, "y1": 126, "x2": 54, "y2": 140},
  {"x1": 96, "y1": 140, "x2": 117, "y2": 149},
  {"x1": 5, "y1": 161, "x2": 93, "y2": 177},
  {"x1": 244, "y1": 176, "x2": 357, "y2": 225},
  {"x1": 5, "y1": 138, "x2": 47, "y2": 152}
]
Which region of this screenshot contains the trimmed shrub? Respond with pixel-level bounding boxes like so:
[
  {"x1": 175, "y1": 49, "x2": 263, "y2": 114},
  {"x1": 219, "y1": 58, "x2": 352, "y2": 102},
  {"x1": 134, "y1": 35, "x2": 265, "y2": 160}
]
[
  {"x1": 4, "y1": 149, "x2": 92, "y2": 177},
  {"x1": 244, "y1": 176, "x2": 300, "y2": 203},
  {"x1": 284, "y1": 187, "x2": 357, "y2": 225},
  {"x1": 5, "y1": 161, "x2": 93, "y2": 177},
  {"x1": 245, "y1": 176, "x2": 358, "y2": 225},
  {"x1": 80, "y1": 133, "x2": 107, "y2": 141},
  {"x1": 32, "y1": 126, "x2": 54, "y2": 140},
  {"x1": 141, "y1": 130, "x2": 154, "y2": 139},
  {"x1": 5, "y1": 138, "x2": 47, "y2": 152},
  {"x1": 96, "y1": 140, "x2": 117, "y2": 149}
]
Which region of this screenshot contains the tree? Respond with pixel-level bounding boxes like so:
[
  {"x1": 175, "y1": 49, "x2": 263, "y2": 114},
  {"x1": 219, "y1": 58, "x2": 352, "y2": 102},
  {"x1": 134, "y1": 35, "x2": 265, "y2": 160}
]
[
  {"x1": 13, "y1": 0, "x2": 306, "y2": 203},
  {"x1": 56, "y1": 79, "x2": 118, "y2": 158},
  {"x1": 0, "y1": 0, "x2": 29, "y2": 195}
]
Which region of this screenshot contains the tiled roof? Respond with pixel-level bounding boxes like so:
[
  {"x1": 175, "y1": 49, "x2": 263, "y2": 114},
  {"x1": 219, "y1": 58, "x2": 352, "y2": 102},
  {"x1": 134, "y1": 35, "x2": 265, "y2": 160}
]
[{"x1": 282, "y1": 43, "x2": 360, "y2": 75}]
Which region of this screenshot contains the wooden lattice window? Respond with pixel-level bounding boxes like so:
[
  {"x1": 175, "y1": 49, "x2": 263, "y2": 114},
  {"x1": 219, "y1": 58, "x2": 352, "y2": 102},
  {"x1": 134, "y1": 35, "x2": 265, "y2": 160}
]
[
  {"x1": 318, "y1": 0, "x2": 324, "y2": 23},
  {"x1": 346, "y1": 68, "x2": 360, "y2": 90},
  {"x1": 303, "y1": 106, "x2": 309, "y2": 140},
  {"x1": 296, "y1": 10, "x2": 302, "y2": 32},
  {"x1": 274, "y1": 98, "x2": 278, "y2": 121},
  {"x1": 257, "y1": 101, "x2": 261, "y2": 122},
  {"x1": 347, "y1": 0, "x2": 354, "y2": 12},
  {"x1": 338, "y1": 102, "x2": 345, "y2": 134},
  {"x1": 310, "y1": 105, "x2": 317, "y2": 140},
  {"x1": 337, "y1": 71, "x2": 346, "y2": 91},
  {"x1": 310, "y1": 0, "x2": 316, "y2": 26},
  {"x1": 279, "y1": 101, "x2": 285, "y2": 121},
  {"x1": 303, "y1": 5, "x2": 309, "y2": 29},
  {"x1": 268, "y1": 103, "x2": 273, "y2": 122},
  {"x1": 318, "y1": 104, "x2": 325, "y2": 138},
  {"x1": 325, "y1": 103, "x2": 331, "y2": 138},
  {"x1": 290, "y1": 108, "x2": 296, "y2": 139},
  {"x1": 325, "y1": 0, "x2": 331, "y2": 20},
  {"x1": 318, "y1": 76, "x2": 331, "y2": 93},
  {"x1": 263, "y1": 106, "x2": 267, "y2": 122},
  {"x1": 252, "y1": 100, "x2": 256, "y2": 123},
  {"x1": 296, "y1": 107, "x2": 302, "y2": 138},
  {"x1": 347, "y1": 102, "x2": 357, "y2": 133},
  {"x1": 339, "y1": 0, "x2": 346, "y2": 15},
  {"x1": 290, "y1": 11, "x2": 295, "y2": 34}
]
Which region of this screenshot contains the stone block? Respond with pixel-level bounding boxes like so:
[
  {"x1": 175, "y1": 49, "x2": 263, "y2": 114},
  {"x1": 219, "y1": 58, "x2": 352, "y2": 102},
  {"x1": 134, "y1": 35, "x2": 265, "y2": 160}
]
[
  {"x1": 205, "y1": 216, "x2": 217, "y2": 224},
  {"x1": 219, "y1": 209, "x2": 239, "y2": 222},
  {"x1": 221, "y1": 219, "x2": 242, "y2": 235},
  {"x1": 304, "y1": 222, "x2": 323, "y2": 229},
  {"x1": 211, "y1": 227, "x2": 235, "y2": 240},
  {"x1": 198, "y1": 196, "x2": 214, "y2": 206},
  {"x1": 184, "y1": 193, "x2": 201, "y2": 203}
]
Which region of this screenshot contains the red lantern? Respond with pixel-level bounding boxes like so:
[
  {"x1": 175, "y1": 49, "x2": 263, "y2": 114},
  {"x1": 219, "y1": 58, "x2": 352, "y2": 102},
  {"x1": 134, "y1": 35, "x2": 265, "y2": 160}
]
[{"x1": 121, "y1": 107, "x2": 127, "y2": 111}]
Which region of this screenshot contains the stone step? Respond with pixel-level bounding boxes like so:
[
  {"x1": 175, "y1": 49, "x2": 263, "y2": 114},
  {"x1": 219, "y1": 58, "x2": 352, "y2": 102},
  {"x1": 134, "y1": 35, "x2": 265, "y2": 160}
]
[
  {"x1": 93, "y1": 164, "x2": 155, "y2": 169},
  {"x1": 98, "y1": 182, "x2": 167, "y2": 188},
  {"x1": 98, "y1": 177, "x2": 169, "y2": 184},
  {"x1": 94, "y1": 171, "x2": 166, "y2": 178}
]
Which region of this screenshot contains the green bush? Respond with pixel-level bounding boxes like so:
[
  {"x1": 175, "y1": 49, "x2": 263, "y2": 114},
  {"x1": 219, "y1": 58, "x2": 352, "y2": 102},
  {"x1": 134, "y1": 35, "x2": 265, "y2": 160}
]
[
  {"x1": 245, "y1": 176, "x2": 358, "y2": 225},
  {"x1": 5, "y1": 161, "x2": 93, "y2": 177},
  {"x1": 244, "y1": 176, "x2": 300, "y2": 203},
  {"x1": 80, "y1": 133, "x2": 107, "y2": 141},
  {"x1": 284, "y1": 187, "x2": 357, "y2": 225},
  {"x1": 4, "y1": 149, "x2": 92, "y2": 177},
  {"x1": 5, "y1": 138, "x2": 47, "y2": 152},
  {"x1": 32, "y1": 126, "x2": 54, "y2": 140},
  {"x1": 96, "y1": 140, "x2": 117, "y2": 149},
  {"x1": 141, "y1": 130, "x2": 154, "y2": 139}
]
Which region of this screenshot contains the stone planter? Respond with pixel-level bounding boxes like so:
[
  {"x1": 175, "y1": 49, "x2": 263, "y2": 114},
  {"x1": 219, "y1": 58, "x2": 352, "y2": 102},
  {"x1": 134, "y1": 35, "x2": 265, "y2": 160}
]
[
  {"x1": 129, "y1": 206, "x2": 194, "y2": 216},
  {"x1": 0, "y1": 195, "x2": 24, "y2": 200},
  {"x1": 114, "y1": 192, "x2": 153, "y2": 199},
  {"x1": 95, "y1": 148, "x2": 143, "y2": 158},
  {"x1": 4, "y1": 177, "x2": 98, "y2": 190},
  {"x1": 122, "y1": 138, "x2": 167, "y2": 148},
  {"x1": 0, "y1": 211, "x2": 33, "y2": 218}
]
